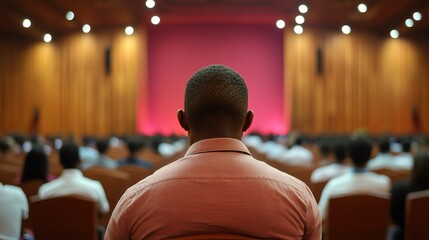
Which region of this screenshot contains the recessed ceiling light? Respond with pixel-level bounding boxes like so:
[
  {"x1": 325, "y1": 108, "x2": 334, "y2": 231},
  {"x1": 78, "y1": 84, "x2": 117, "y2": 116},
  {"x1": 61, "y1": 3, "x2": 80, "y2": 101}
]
[
  {"x1": 276, "y1": 20, "x2": 285, "y2": 29},
  {"x1": 66, "y1": 11, "x2": 74, "y2": 21},
  {"x1": 358, "y1": 3, "x2": 367, "y2": 13},
  {"x1": 294, "y1": 25, "x2": 304, "y2": 35},
  {"x1": 342, "y1": 25, "x2": 351, "y2": 34},
  {"x1": 405, "y1": 19, "x2": 414, "y2": 28},
  {"x1": 390, "y1": 29, "x2": 399, "y2": 39},
  {"x1": 22, "y1": 19, "x2": 31, "y2": 28},
  {"x1": 413, "y1": 12, "x2": 422, "y2": 21},
  {"x1": 125, "y1": 26, "x2": 134, "y2": 35},
  {"x1": 44, "y1": 34, "x2": 52, "y2": 43},
  {"x1": 151, "y1": 16, "x2": 160, "y2": 25},
  {"x1": 146, "y1": 0, "x2": 155, "y2": 9},
  {"x1": 298, "y1": 4, "x2": 308, "y2": 14},
  {"x1": 82, "y1": 24, "x2": 91, "y2": 33},
  {"x1": 295, "y1": 15, "x2": 305, "y2": 24}
]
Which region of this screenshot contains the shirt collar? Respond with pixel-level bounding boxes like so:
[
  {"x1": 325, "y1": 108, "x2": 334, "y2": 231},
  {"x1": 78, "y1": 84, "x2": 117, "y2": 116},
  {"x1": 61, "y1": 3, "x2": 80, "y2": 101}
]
[
  {"x1": 185, "y1": 138, "x2": 252, "y2": 157},
  {"x1": 351, "y1": 167, "x2": 368, "y2": 173},
  {"x1": 61, "y1": 168, "x2": 84, "y2": 177}
]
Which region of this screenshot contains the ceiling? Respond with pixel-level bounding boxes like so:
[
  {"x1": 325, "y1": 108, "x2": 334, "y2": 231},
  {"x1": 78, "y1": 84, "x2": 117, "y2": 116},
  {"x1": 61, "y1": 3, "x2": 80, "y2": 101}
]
[{"x1": 1, "y1": 0, "x2": 428, "y2": 40}]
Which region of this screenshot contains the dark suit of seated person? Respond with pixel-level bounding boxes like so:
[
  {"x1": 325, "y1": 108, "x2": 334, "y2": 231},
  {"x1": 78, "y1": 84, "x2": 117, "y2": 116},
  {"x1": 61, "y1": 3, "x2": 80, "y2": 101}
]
[
  {"x1": 117, "y1": 139, "x2": 152, "y2": 169},
  {"x1": 388, "y1": 149, "x2": 429, "y2": 240}
]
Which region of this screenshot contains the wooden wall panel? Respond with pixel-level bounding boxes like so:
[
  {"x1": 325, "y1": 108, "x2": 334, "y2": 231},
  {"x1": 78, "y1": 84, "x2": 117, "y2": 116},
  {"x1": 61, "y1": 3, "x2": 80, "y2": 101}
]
[
  {"x1": 285, "y1": 29, "x2": 429, "y2": 135},
  {"x1": 0, "y1": 28, "x2": 147, "y2": 138}
]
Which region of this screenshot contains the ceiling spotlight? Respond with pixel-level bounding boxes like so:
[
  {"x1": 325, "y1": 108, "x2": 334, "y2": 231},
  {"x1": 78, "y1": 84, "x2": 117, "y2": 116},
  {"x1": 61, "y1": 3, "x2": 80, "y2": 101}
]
[
  {"x1": 276, "y1": 20, "x2": 285, "y2": 29},
  {"x1": 298, "y1": 4, "x2": 308, "y2": 14},
  {"x1": 82, "y1": 24, "x2": 91, "y2": 33},
  {"x1": 295, "y1": 15, "x2": 305, "y2": 24},
  {"x1": 22, "y1": 19, "x2": 31, "y2": 28},
  {"x1": 358, "y1": 3, "x2": 367, "y2": 13},
  {"x1": 146, "y1": 0, "x2": 155, "y2": 9},
  {"x1": 44, "y1": 33, "x2": 52, "y2": 43},
  {"x1": 66, "y1": 11, "x2": 74, "y2": 21},
  {"x1": 390, "y1": 29, "x2": 399, "y2": 39},
  {"x1": 413, "y1": 12, "x2": 422, "y2": 21},
  {"x1": 125, "y1": 26, "x2": 134, "y2": 35},
  {"x1": 405, "y1": 19, "x2": 414, "y2": 28},
  {"x1": 342, "y1": 25, "x2": 351, "y2": 34},
  {"x1": 294, "y1": 25, "x2": 304, "y2": 35},
  {"x1": 151, "y1": 16, "x2": 160, "y2": 25}
]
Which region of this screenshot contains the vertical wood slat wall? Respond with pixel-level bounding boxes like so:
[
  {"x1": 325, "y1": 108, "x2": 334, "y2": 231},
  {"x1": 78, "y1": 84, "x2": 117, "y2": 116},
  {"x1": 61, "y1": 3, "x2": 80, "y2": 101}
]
[
  {"x1": 285, "y1": 29, "x2": 429, "y2": 135},
  {"x1": 1, "y1": 27, "x2": 428, "y2": 137},
  {"x1": 0, "y1": 28, "x2": 147, "y2": 138}
]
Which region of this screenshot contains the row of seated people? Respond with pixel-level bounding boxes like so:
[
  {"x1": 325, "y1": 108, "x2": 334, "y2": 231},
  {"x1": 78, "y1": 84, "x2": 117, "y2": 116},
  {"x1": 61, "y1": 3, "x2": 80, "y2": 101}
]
[
  {"x1": 244, "y1": 132, "x2": 429, "y2": 240},
  {"x1": 0, "y1": 134, "x2": 188, "y2": 240},
  {"x1": 0, "y1": 132, "x2": 426, "y2": 239}
]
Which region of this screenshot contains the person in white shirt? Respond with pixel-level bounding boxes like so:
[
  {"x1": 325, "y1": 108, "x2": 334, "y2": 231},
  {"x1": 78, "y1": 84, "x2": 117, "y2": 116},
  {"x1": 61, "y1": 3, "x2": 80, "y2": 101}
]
[
  {"x1": 311, "y1": 141, "x2": 350, "y2": 183},
  {"x1": 39, "y1": 143, "x2": 109, "y2": 215},
  {"x1": 394, "y1": 139, "x2": 413, "y2": 170},
  {"x1": 318, "y1": 137, "x2": 390, "y2": 221},
  {"x1": 276, "y1": 137, "x2": 313, "y2": 165},
  {"x1": 0, "y1": 183, "x2": 28, "y2": 240},
  {"x1": 368, "y1": 138, "x2": 395, "y2": 170}
]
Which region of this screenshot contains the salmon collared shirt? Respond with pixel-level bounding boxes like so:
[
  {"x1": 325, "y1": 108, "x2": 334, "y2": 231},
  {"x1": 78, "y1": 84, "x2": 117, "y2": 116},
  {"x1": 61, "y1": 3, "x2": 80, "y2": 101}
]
[{"x1": 105, "y1": 138, "x2": 321, "y2": 240}]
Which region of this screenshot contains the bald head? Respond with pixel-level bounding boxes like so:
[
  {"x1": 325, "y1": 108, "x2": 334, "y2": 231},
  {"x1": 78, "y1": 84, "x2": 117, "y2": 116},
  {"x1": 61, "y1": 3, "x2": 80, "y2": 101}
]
[{"x1": 178, "y1": 65, "x2": 253, "y2": 143}]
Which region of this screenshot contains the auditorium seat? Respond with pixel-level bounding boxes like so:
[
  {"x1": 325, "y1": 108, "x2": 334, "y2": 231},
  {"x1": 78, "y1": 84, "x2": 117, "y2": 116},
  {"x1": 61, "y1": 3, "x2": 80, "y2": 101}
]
[
  {"x1": 83, "y1": 166, "x2": 130, "y2": 227},
  {"x1": 404, "y1": 189, "x2": 429, "y2": 240},
  {"x1": 310, "y1": 180, "x2": 329, "y2": 202},
  {"x1": 19, "y1": 179, "x2": 45, "y2": 230},
  {"x1": 117, "y1": 165, "x2": 152, "y2": 185},
  {"x1": 326, "y1": 192, "x2": 390, "y2": 240},
  {"x1": 0, "y1": 163, "x2": 20, "y2": 185},
  {"x1": 373, "y1": 168, "x2": 410, "y2": 184},
  {"x1": 31, "y1": 195, "x2": 98, "y2": 240}
]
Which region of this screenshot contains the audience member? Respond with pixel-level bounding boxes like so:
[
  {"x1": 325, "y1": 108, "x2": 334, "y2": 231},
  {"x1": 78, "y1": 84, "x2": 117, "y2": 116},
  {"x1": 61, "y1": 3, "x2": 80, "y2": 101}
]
[
  {"x1": 105, "y1": 64, "x2": 321, "y2": 239},
  {"x1": 388, "y1": 149, "x2": 429, "y2": 240},
  {"x1": 318, "y1": 137, "x2": 390, "y2": 221},
  {"x1": 311, "y1": 141, "x2": 350, "y2": 183},
  {"x1": 394, "y1": 138, "x2": 413, "y2": 170},
  {"x1": 0, "y1": 182, "x2": 28, "y2": 240},
  {"x1": 368, "y1": 137, "x2": 395, "y2": 170},
  {"x1": 117, "y1": 138, "x2": 152, "y2": 169},
  {"x1": 79, "y1": 135, "x2": 99, "y2": 167},
  {"x1": 20, "y1": 145, "x2": 54, "y2": 183},
  {"x1": 81, "y1": 138, "x2": 117, "y2": 169},
  {"x1": 276, "y1": 136, "x2": 314, "y2": 165},
  {"x1": 38, "y1": 143, "x2": 109, "y2": 215},
  {"x1": 317, "y1": 140, "x2": 332, "y2": 165}
]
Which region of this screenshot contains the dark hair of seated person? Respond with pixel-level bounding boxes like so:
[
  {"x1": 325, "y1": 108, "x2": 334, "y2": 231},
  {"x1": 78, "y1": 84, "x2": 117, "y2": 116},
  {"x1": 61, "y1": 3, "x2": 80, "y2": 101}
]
[
  {"x1": 348, "y1": 137, "x2": 372, "y2": 167},
  {"x1": 59, "y1": 143, "x2": 80, "y2": 169},
  {"x1": 21, "y1": 145, "x2": 49, "y2": 183},
  {"x1": 96, "y1": 138, "x2": 110, "y2": 154}
]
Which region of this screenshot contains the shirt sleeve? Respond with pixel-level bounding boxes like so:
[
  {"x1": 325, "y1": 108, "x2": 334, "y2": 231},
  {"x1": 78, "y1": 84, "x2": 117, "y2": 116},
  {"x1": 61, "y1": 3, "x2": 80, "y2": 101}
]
[
  {"x1": 303, "y1": 185, "x2": 322, "y2": 240},
  {"x1": 104, "y1": 192, "x2": 131, "y2": 240}
]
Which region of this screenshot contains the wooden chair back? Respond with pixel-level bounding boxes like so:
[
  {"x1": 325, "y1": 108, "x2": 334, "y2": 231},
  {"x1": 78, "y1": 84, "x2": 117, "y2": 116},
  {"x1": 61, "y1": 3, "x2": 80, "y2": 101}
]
[
  {"x1": 19, "y1": 179, "x2": 45, "y2": 230},
  {"x1": 310, "y1": 180, "x2": 329, "y2": 202},
  {"x1": 31, "y1": 195, "x2": 98, "y2": 240},
  {"x1": 117, "y1": 165, "x2": 152, "y2": 185},
  {"x1": 327, "y1": 192, "x2": 390, "y2": 240},
  {"x1": 84, "y1": 167, "x2": 130, "y2": 227},
  {"x1": 405, "y1": 189, "x2": 429, "y2": 240},
  {"x1": 0, "y1": 163, "x2": 20, "y2": 185},
  {"x1": 373, "y1": 168, "x2": 410, "y2": 183}
]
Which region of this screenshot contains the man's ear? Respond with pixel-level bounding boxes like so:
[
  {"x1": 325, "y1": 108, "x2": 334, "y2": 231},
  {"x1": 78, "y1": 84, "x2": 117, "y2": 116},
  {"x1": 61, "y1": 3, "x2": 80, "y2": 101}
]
[
  {"x1": 177, "y1": 109, "x2": 189, "y2": 131},
  {"x1": 242, "y1": 110, "x2": 254, "y2": 132}
]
